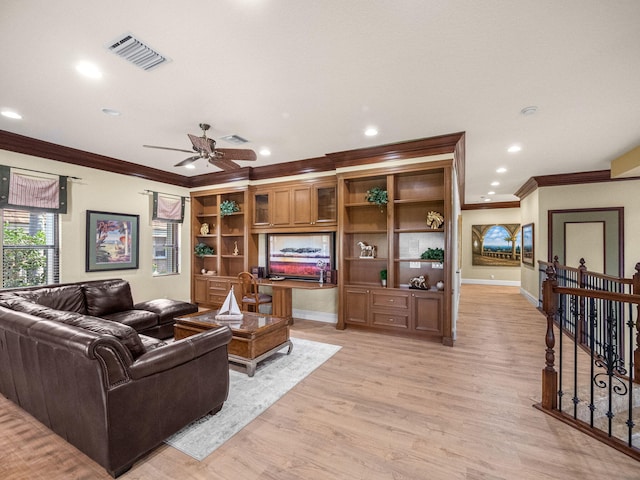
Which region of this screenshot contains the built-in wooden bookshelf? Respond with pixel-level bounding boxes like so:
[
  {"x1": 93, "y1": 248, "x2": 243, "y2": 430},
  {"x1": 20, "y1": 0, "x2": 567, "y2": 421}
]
[
  {"x1": 337, "y1": 162, "x2": 453, "y2": 345},
  {"x1": 190, "y1": 187, "x2": 257, "y2": 309}
]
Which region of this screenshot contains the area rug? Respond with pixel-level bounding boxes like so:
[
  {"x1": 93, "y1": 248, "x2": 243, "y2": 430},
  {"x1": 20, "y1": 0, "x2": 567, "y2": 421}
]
[{"x1": 165, "y1": 337, "x2": 341, "y2": 461}]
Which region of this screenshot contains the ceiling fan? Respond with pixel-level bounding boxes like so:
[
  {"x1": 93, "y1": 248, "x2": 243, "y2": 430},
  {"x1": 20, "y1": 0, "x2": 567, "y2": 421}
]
[{"x1": 143, "y1": 123, "x2": 257, "y2": 171}]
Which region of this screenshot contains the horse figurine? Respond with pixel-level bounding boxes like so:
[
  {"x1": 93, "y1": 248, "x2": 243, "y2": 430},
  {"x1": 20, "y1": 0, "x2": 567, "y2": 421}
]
[
  {"x1": 409, "y1": 275, "x2": 430, "y2": 290},
  {"x1": 357, "y1": 241, "x2": 376, "y2": 258},
  {"x1": 426, "y1": 211, "x2": 444, "y2": 229}
]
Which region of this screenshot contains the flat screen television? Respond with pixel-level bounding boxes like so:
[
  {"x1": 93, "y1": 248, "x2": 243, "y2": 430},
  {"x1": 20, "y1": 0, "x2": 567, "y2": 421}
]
[{"x1": 266, "y1": 232, "x2": 335, "y2": 280}]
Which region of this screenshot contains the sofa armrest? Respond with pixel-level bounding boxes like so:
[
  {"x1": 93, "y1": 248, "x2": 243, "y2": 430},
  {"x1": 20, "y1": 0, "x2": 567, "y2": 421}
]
[{"x1": 128, "y1": 326, "x2": 232, "y2": 379}]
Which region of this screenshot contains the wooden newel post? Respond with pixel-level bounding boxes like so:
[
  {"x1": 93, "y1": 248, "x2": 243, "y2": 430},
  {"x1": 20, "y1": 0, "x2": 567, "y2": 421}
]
[
  {"x1": 633, "y1": 262, "x2": 640, "y2": 384},
  {"x1": 542, "y1": 264, "x2": 558, "y2": 409}
]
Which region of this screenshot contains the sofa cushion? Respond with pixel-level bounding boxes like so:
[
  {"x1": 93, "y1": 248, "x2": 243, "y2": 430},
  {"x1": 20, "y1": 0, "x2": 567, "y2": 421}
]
[
  {"x1": 102, "y1": 310, "x2": 158, "y2": 333},
  {"x1": 84, "y1": 280, "x2": 134, "y2": 317},
  {"x1": 134, "y1": 298, "x2": 198, "y2": 325},
  {"x1": 0, "y1": 295, "x2": 146, "y2": 359},
  {"x1": 16, "y1": 284, "x2": 86, "y2": 314}
]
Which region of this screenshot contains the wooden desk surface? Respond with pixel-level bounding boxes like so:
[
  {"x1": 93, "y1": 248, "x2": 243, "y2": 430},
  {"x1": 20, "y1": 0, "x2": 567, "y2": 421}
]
[{"x1": 256, "y1": 278, "x2": 337, "y2": 290}]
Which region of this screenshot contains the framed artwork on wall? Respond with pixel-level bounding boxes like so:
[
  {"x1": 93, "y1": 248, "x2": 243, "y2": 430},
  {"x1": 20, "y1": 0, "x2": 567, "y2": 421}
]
[
  {"x1": 521, "y1": 223, "x2": 535, "y2": 267},
  {"x1": 471, "y1": 223, "x2": 521, "y2": 267},
  {"x1": 86, "y1": 210, "x2": 139, "y2": 272}
]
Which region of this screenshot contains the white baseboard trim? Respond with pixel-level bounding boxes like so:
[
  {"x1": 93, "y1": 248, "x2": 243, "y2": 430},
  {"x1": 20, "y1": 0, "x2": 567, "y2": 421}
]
[
  {"x1": 292, "y1": 309, "x2": 338, "y2": 324},
  {"x1": 461, "y1": 278, "x2": 521, "y2": 287},
  {"x1": 520, "y1": 287, "x2": 539, "y2": 306}
]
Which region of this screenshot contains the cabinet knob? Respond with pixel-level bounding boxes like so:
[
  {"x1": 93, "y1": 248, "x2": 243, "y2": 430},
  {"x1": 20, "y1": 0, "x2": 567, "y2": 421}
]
[{"x1": 389, "y1": 318, "x2": 394, "y2": 322}]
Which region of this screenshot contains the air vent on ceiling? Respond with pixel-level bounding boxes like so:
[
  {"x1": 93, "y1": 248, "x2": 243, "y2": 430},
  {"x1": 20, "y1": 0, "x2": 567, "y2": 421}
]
[
  {"x1": 107, "y1": 34, "x2": 170, "y2": 71},
  {"x1": 221, "y1": 134, "x2": 249, "y2": 145}
]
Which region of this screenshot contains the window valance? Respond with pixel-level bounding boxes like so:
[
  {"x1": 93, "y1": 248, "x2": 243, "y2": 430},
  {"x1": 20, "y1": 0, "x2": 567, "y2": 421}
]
[
  {"x1": 0, "y1": 166, "x2": 68, "y2": 213},
  {"x1": 152, "y1": 191, "x2": 185, "y2": 223}
]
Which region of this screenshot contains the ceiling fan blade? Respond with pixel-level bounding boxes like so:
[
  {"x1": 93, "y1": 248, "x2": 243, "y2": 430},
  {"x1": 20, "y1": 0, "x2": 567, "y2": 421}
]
[
  {"x1": 216, "y1": 148, "x2": 257, "y2": 161},
  {"x1": 209, "y1": 157, "x2": 241, "y2": 171},
  {"x1": 144, "y1": 144, "x2": 194, "y2": 154},
  {"x1": 174, "y1": 155, "x2": 201, "y2": 167},
  {"x1": 188, "y1": 134, "x2": 214, "y2": 154}
]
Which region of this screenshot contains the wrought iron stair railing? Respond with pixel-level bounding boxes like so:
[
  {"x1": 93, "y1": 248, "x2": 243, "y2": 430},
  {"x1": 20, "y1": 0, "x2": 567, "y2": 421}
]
[{"x1": 536, "y1": 257, "x2": 640, "y2": 461}]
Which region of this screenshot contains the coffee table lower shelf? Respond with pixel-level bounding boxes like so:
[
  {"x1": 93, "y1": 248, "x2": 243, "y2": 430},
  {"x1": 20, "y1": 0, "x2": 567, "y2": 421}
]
[{"x1": 229, "y1": 340, "x2": 293, "y2": 377}]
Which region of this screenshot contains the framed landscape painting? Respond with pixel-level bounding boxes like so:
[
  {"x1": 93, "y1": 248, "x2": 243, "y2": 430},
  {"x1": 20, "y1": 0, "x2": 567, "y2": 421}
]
[
  {"x1": 86, "y1": 210, "x2": 139, "y2": 272},
  {"x1": 471, "y1": 223, "x2": 521, "y2": 267},
  {"x1": 521, "y1": 223, "x2": 535, "y2": 267}
]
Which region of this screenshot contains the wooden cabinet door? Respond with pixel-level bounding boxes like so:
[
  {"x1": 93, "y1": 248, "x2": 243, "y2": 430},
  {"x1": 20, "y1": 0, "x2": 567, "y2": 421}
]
[
  {"x1": 344, "y1": 287, "x2": 368, "y2": 325},
  {"x1": 313, "y1": 183, "x2": 337, "y2": 225},
  {"x1": 411, "y1": 291, "x2": 443, "y2": 334},
  {"x1": 271, "y1": 188, "x2": 291, "y2": 226},
  {"x1": 292, "y1": 185, "x2": 312, "y2": 225},
  {"x1": 194, "y1": 276, "x2": 208, "y2": 304},
  {"x1": 252, "y1": 191, "x2": 270, "y2": 227}
]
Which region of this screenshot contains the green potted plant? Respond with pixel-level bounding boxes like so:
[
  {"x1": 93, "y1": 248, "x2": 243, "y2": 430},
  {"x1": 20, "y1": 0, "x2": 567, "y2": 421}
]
[
  {"x1": 365, "y1": 186, "x2": 388, "y2": 211},
  {"x1": 380, "y1": 269, "x2": 387, "y2": 287},
  {"x1": 194, "y1": 242, "x2": 215, "y2": 257},
  {"x1": 421, "y1": 247, "x2": 444, "y2": 262},
  {"x1": 219, "y1": 200, "x2": 240, "y2": 217}
]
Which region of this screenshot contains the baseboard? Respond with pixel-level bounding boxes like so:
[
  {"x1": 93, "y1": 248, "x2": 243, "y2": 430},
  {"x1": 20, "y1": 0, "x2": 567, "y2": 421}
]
[
  {"x1": 520, "y1": 287, "x2": 539, "y2": 306},
  {"x1": 461, "y1": 278, "x2": 521, "y2": 287},
  {"x1": 292, "y1": 309, "x2": 338, "y2": 324}
]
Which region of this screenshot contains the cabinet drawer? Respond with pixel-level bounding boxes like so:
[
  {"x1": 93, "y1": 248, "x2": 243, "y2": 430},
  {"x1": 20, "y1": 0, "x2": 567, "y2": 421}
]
[
  {"x1": 208, "y1": 294, "x2": 228, "y2": 305},
  {"x1": 371, "y1": 291, "x2": 409, "y2": 310},
  {"x1": 209, "y1": 280, "x2": 229, "y2": 291},
  {"x1": 372, "y1": 311, "x2": 409, "y2": 329}
]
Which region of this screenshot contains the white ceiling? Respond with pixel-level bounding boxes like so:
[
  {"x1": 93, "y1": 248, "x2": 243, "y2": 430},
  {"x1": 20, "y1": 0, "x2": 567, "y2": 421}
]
[{"x1": 1, "y1": 0, "x2": 639, "y2": 204}]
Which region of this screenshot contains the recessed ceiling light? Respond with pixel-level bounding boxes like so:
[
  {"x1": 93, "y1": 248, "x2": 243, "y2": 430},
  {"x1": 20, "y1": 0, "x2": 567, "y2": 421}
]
[
  {"x1": 520, "y1": 106, "x2": 538, "y2": 116},
  {"x1": 484, "y1": 198, "x2": 492, "y2": 202},
  {"x1": 364, "y1": 127, "x2": 378, "y2": 137},
  {"x1": 101, "y1": 108, "x2": 121, "y2": 116},
  {"x1": 184, "y1": 164, "x2": 196, "y2": 170},
  {"x1": 491, "y1": 181, "x2": 500, "y2": 186},
  {"x1": 76, "y1": 62, "x2": 102, "y2": 79},
  {"x1": 1, "y1": 110, "x2": 22, "y2": 119},
  {"x1": 496, "y1": 167, "x2": 507, "y2": 173},
  {"x1": 507, "y1": 144, "x2": 521, "y2": 153},
  {"x1": 259, "y1": 148, "x2": 271, "y2": 156},
  {"x1": 488, "y1": 191, "x2": 495, "y2": 195}
]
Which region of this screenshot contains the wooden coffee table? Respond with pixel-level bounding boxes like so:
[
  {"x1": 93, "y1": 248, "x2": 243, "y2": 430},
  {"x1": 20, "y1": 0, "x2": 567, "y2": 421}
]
[{"x1": 174, "y1": 310, "x2": 293, "y2": 377}]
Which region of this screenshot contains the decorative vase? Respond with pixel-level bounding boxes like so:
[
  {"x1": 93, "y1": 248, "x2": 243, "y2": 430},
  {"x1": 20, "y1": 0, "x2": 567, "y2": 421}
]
[
  {"x1": 436, "y1": 281, "x2": 444, "y2": 290},
  {"x1": 381, "y1": 279, "x2": 387, "y2": 287}
]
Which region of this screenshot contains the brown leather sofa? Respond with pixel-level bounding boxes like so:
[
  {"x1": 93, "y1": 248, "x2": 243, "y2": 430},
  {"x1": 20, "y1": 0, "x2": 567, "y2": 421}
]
[
  {"x1": 2, "y1": 278, "x2": 198, "y2": 339},
  {"x1": 0, "y1": 280, "x2": 232, "y2": 477}
]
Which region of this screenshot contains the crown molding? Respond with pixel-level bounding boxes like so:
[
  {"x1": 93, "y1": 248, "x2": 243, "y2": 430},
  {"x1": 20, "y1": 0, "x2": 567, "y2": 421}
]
[
  {"x1": 461, "y1": 201, "x2": 520, "y2": 210},
  {"x1": 514, "y1": 169, "x2": 639, "y2": 200},
  {"x1": 0, "y1": 129, "x2": 190, "y2": 186},
  {"x1": 0, "y1": 129, "x2": 467, "y2": 198},
  {"x1": 326, "y1": 132, "x2": 465, "y2": 167}
]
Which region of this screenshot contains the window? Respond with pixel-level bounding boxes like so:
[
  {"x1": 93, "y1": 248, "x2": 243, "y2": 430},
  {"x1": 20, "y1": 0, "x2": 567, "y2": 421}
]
[
  {"x1": 152, "y1": 220, "x2": 180, "y2": 275},
  {"x1": 2, "y1": 208, "x2": 59, "y2": 287}
]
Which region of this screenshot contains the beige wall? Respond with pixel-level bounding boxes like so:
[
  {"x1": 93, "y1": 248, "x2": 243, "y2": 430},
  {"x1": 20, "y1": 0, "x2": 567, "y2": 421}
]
[
  {"x1": 461, "y1": 208, "x2": 522, "y2": 284},
  {"x1": 0, "y1": 150, "x2": 192, "y2": 302},
  {"x1": 520, "y1": 179, "x2": 640, "y2": 300},
  {"x1": 519, "y1": 189, "x2": 539, "y2": 300}
]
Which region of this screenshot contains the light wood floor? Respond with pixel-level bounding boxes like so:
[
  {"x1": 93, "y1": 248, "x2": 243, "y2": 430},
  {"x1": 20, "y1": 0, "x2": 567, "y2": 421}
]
[{"x1": 2, "y1": 285, "x2": 639, "y2": 479}]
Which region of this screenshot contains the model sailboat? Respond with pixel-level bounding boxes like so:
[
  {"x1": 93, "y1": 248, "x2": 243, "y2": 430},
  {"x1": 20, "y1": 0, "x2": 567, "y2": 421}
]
[{"x1": 215, "y1": 285, "x2": 244, "y2": 322}]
